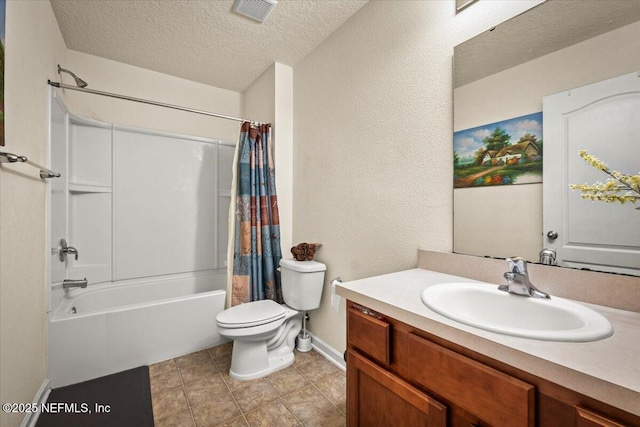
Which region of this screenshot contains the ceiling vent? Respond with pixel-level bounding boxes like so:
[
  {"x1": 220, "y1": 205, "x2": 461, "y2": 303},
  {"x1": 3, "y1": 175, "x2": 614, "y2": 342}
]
[{"x1": 232, "y1": 0, "x2": 278, "y2": 23}]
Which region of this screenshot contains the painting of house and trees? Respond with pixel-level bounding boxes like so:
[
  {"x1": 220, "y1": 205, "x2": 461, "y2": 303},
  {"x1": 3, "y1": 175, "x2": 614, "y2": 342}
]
[{"x1": 453, "y1": 112, "x2": 542, "y2": 188}]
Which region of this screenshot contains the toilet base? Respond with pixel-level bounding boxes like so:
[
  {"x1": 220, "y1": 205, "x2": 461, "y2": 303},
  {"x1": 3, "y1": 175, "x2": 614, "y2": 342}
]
[
  {"x1": 229, "y1": 345, "x2": 295, "y2": 381},
  {"x1": 226, "y1": 311, "x2": 302, "y2": 381}
]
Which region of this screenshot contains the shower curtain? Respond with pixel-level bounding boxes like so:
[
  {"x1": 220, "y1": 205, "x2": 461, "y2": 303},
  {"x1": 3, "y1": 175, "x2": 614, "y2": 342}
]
[{"x1": 227, "y1": 122, "x2": 283, "y2": 306}]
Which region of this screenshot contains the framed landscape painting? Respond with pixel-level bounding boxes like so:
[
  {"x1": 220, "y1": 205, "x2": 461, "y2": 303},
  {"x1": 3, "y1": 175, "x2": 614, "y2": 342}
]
[{"x1": 453, "y1": 112, "x2": 543, "y2": 188}]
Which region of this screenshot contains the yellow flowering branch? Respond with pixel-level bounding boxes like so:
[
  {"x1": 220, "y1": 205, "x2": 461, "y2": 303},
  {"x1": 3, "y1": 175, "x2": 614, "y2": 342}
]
[{"x1": 569, "y1": 150, "x2": 640, "y2": 209}]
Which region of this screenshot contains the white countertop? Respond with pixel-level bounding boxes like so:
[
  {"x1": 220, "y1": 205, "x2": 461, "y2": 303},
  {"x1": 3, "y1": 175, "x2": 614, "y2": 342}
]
[{"x1": 336, "y1": 268, "x2": 640, "y2": 416}]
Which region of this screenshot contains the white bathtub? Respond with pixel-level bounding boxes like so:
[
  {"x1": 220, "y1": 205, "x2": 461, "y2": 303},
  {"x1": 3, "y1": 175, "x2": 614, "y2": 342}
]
[{"x1": 48, "y1": 271, "x2": 227, "y2": 387}]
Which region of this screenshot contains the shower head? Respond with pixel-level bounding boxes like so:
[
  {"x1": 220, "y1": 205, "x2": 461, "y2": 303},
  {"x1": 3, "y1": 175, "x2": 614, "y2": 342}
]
[{"x1": 57, "y1": 65, "x2": 88, "y2": 88}]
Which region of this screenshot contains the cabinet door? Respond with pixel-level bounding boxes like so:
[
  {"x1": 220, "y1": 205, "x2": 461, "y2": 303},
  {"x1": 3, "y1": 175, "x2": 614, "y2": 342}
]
[{"x1": 347, "y1": 350, "x2": 446, "y2": 427}]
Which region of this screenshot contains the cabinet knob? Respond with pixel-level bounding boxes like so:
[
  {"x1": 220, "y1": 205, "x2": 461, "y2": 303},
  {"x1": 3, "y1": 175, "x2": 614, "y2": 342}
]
[{"x1": 547, "y1": 230, "x2": 559, "y2": 240}]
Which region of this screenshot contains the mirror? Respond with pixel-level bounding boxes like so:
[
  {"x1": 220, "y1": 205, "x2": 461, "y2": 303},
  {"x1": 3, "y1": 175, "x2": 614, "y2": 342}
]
[{"x1": 453, "y1": 0, "x2": 640, "y2": 274}]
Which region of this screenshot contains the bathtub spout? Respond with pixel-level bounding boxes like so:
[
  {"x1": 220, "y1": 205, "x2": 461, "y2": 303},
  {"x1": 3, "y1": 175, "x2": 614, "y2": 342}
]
[{"x1": 63, "y1": 278, "x2": 88, "y2": 290}]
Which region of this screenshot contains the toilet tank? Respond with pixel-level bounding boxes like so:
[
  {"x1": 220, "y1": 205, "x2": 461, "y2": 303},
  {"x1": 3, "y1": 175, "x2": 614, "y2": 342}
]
[{"x1": 280, "y1": 259, "x2": 326, "y2": 311}]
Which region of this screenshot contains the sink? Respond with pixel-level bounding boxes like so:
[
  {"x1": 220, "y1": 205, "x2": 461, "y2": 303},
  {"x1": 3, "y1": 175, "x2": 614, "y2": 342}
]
[{"x1": 421, "y1": 283, "x2": 613, "y2": 342}]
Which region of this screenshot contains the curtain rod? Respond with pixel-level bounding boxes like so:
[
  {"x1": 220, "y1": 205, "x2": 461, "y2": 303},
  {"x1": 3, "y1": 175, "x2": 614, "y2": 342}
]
[{"x1": 47, "y1": 80, "x2": 260, "y2": 124}]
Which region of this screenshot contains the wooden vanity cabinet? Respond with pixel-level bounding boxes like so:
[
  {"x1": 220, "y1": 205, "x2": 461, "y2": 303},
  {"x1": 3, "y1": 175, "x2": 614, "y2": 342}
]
[
  {"x1": 347, "y1": 349, "x2": 447, "y2": 426},
  {"x1": 346, "y1": 301, "x2": 640, "y2": 427}
]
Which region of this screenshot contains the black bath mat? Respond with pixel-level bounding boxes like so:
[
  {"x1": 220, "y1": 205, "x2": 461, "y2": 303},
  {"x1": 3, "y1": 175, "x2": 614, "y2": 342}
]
[{"x1": 36, "y1": 366, "x2": 154, "y2": 427}]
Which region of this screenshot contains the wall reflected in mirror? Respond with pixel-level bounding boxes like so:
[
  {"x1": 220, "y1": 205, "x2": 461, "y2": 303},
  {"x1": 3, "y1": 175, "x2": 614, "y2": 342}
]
[{"x1": 453, "y1": 0, "x2": 640, "y2": 275}]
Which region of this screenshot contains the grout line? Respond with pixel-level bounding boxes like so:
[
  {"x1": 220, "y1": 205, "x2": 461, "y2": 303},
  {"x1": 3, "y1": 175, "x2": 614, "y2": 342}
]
[
  {"x1": 174, "y1": 358, "x2": 198, "y2": 427},
  {"x1": 278, "y1": 394, "x2": 303, "y2": 426}
]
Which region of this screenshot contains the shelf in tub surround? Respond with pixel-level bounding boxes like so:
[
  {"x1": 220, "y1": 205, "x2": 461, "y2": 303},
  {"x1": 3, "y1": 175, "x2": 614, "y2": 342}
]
[
  {"x1": 335, "y1": 267, "x2": 640, "y2": 418},
  {"x1": 69, "y1": 182, "x2": 112, "y2": 193}
]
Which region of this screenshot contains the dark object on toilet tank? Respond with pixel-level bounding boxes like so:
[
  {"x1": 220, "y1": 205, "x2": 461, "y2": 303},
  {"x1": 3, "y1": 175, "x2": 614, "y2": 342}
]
[{"x1": 291, "y1": 242, "x2": 321, "y2": 261}]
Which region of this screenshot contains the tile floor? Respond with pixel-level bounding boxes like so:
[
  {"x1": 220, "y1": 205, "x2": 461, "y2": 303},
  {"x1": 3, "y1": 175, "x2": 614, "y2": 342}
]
[{"x1": 149, "y1": 342, "x2": 347, "y2": 427}]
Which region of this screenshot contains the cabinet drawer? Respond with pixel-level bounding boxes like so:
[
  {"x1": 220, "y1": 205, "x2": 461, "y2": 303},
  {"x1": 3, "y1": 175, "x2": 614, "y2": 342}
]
[
  {"x1": 576, "y1": 407, "x2": 627, "y2": 427},
  {"x1": 348, "y1": 306, "x2": 391, "y2": 365},
  {"x1": 407, "y1": 333, "x2": 534, "y2": 427}
]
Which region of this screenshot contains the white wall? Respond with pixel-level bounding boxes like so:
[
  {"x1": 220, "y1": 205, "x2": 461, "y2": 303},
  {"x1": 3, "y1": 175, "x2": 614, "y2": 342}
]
[
  {"x1": 244, "y1": 62, "x2": 294, "y2": 255},
  {"x1": 0, "y1": 2, "x2": 67, "y2": 427},
  {"x1": 293, "y1": 0, "x2": 542, "y2": 353},
  {"x1": 454, "y1": 20, "x2": 640, "y2": 262}
]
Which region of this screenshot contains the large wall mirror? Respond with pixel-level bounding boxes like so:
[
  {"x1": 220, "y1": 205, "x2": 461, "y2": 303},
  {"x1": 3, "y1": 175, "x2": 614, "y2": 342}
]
[{"x1": 453, "y1": 0, "x2": 640, "y2": 275}]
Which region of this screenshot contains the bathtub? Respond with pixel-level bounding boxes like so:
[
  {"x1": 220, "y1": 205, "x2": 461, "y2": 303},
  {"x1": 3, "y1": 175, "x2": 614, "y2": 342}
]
[{"x1": 48, "y1": 271, "x2": 227, "y2": 387}]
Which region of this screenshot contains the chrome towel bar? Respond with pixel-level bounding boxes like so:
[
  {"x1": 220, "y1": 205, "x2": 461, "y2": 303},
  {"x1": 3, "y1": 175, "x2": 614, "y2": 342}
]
[{"x1": 0, "y1": 151, "x2": 61, "y2": 179}]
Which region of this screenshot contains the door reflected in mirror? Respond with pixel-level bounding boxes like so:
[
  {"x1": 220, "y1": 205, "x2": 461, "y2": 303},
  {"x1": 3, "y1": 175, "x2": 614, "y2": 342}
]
[{"x1": 453, "y1": 0, "x2": 640, "y2": 275}]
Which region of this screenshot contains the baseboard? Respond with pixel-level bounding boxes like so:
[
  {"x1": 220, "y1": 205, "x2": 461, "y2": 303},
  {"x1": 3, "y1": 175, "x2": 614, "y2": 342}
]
[
  {"x1": 308, "y1": 332, "x2": 346, "y2": 371},
  {"x1": 20, "y1": 378, "x2": 51, "y2": 427}
]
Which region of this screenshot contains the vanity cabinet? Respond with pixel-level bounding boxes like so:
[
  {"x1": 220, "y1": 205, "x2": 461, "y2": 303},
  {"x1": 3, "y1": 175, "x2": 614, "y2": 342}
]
[
  {"x1": 346, "y1": 302, "x2": 640, "y2": 427},
  {"x1": 347, "y1": 350, "x2": 446, "y2": 426}
]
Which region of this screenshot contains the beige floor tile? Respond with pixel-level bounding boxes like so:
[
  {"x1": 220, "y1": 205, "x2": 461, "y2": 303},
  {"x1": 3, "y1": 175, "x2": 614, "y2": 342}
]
[
  {"x1": 184, "y1": 373, "x2": 230, "y2": 406},
  {"x1": 151, "y1": 366, "x2": 184, "y2": 394},
  {"x1": 245, "y1": 400, "x2": 299, "y2": 427},
  {"x1": 179, "y1": 360, "x2": 219, "y2": 384},
  {"x1": 150, "y1": 359, "x2": 179, "y2": 379},
  {"x1": 297, "y1": 358, "x2": 341, "y2": 384},
  {"x1": 221, "y1": 370, "x2": 263, "y2": 392},
  {"x1": 213, "y1": 353, "x2": 232, "y2": 373},
  {"x1": 337, "y1": 400, "x2": 347, "y2": 415},
  {"x1": 292, "y1": 350, "x2": 323, "y2": 367},
  {"x1": 208, "y1": 341, "x2": 233, "y2": 358},
  {"x1": 315, "y1": 372, "x2": 346, "y2": 405},
  {"x1": 176, "y1": 350, "x2": 213, "y2": 368},
  {"x1": 265, "y1": 365, "x2": 310, "y2": 396},
  {"x1": 217, "y1": 416, "x2": 250, "y2": 427},
  {"x1": 154, "y1": 409, "x2": 195, "y2": 427},
  {"x1": 282, "y1": 385, "x2": 333, "y2": 422},
  {"x1": 191, "y1": 393, "x2": 241, "y2": 427},
  {"x1": 152, "y1": 386, "x2": 189, "y2": 422},
  {"x1": 302, "y1": 407, "x2": 346, "y2": 427},
  {"x1": 232, "y1": 379, "x2": 279, "y2": 413}
]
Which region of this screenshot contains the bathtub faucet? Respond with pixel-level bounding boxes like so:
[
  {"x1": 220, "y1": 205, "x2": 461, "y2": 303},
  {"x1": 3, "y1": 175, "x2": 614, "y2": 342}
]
[{"x1": 63, "y1": 278, "x2": 88, "y2": 290}]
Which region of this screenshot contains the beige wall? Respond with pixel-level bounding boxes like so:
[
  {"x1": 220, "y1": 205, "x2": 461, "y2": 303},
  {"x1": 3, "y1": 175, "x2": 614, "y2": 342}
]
[
  {"x1": 0, "y1": 2, "x2": 67, "y2": 427},
  {"x1": 454, "y1": 20, "x2": 640, "y2": 262},
  {"x1": 64, "y1": 50, "x2": 243, "y2": 142},
  {"x1": 244, "y1": 62, "x2": 294, "y2": 254},
  {"x1": 292, "y1": 0, "x2": 542, "y2": 353}
]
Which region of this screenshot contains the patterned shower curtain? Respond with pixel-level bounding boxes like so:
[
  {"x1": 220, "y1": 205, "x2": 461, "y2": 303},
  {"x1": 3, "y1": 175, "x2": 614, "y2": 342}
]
[{"x1": 229, "y1": 122, "x2": 282, "y2": 306}]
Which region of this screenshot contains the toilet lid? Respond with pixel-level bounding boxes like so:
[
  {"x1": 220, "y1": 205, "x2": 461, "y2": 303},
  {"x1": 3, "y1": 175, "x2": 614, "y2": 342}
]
[{"x1": 216, "y1": 299, "x2": 286, "y2": 328}]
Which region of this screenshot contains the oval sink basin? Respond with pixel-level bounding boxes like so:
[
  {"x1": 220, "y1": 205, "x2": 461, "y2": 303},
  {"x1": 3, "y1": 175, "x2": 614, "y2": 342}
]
[{"x1": 421, "y1": 283, "x2": 613, "y2": 342}]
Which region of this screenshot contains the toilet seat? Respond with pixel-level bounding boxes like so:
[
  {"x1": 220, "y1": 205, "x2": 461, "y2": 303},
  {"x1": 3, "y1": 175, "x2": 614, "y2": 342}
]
[{"x1": 216, "y1": 299, "x2": 286, "y2": 329}]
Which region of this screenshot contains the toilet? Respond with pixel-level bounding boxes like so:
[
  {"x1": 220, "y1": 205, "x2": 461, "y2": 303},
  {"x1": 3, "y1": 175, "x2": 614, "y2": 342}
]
[{"x1": 216, "y1": 259, "x2": 326, "y2": 380}]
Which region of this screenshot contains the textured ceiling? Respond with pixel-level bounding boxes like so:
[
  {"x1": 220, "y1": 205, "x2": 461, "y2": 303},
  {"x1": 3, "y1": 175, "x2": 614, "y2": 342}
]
[
  {"x1": 50, "y1": 0, "x2": 368, "y2": 92},
  {"x1": 454, "y1": 0, "x2": 640, "y2": 88}
]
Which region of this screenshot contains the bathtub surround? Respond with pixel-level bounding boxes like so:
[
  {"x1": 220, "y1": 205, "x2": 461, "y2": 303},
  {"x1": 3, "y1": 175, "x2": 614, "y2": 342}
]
[{"x1": 230, "y1": 122, "x2": 283, "y2": 306}]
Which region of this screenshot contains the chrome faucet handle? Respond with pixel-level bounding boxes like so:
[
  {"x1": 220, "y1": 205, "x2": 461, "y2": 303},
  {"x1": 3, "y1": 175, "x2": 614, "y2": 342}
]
[
  {"x1": 506, "y1": 256, "x2": 527, "y2": 274},
  {"x1": 59, "y1": 238, "x2": 79, "y2": 262}
]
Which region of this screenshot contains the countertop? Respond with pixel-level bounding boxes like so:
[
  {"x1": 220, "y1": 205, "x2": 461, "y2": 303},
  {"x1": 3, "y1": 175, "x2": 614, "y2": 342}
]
[{"x1": 336, "y1": 268, "x2": 640, "y2": 416}]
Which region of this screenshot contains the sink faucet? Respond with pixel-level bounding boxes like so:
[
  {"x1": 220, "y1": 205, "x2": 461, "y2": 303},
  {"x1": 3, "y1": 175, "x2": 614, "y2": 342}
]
[
  {"x1": 63, "y1": 278, "x2": 88, "y2": 290},
  {"x1": 498, "y1": 257, "x2": 550, "y2": 299}
]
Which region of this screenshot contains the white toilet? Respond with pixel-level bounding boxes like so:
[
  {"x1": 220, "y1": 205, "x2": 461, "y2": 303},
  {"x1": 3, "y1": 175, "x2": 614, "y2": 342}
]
[{"x1": 216, "y1": 259, "x2": 326, "y2": 380}]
